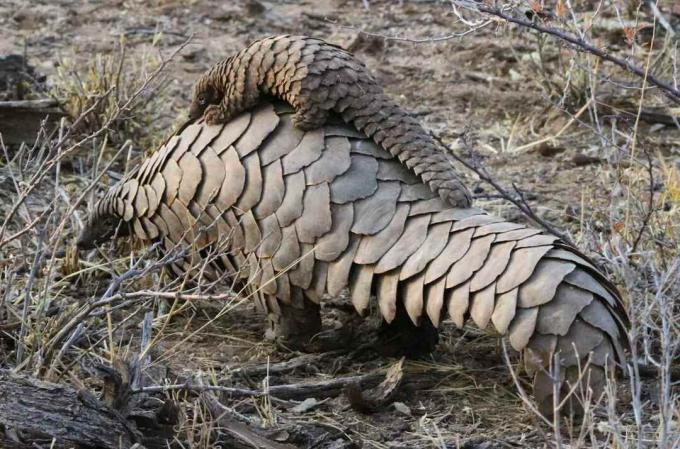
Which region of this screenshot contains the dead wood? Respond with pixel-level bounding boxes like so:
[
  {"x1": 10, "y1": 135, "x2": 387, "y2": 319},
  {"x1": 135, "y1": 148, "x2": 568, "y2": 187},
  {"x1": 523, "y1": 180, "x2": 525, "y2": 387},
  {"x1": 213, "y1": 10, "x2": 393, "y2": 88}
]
[
  {"x1": 138, "y1": 371, "x2": 384, "y2": 400},
  {"x1": 0, "y1": 369, "x2": 141, "y2": 449},
  {"x1": 226, "y1": 351, "x2": 341, "y2": 378},
  {"x1": 139, "y1": 363, "x2": 442, "y2": 405},
  {"x1": 203, "y1": 393, "x2": 298, "y2": 449},
  {"x1": 344, "y1": 358, "x2": 405, "y2": 413}
]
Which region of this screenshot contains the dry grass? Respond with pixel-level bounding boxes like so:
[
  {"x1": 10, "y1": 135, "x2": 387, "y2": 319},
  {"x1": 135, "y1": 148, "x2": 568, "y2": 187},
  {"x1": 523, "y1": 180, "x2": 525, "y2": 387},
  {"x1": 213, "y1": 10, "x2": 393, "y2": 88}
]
[
  {"x1": 1, "y1": 1, "x2": 679, "y2": 448},
  {"x1": 50, "y1": 35, "x2": 176, "y2": 150}
]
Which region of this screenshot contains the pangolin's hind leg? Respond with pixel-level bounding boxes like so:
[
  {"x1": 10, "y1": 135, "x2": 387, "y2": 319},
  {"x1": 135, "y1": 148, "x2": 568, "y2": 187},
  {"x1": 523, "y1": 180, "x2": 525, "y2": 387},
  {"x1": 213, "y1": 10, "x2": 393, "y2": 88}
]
[
  {"x1": 291, "y1": 104, "x2": 330, "y2": 131},
  {"x1": 376, "y1": 302, "x2": 439, "y2": 358},
  {"x1": 533, "y1": 351, "x2": 612, "y2": 418},
  {"x1": 204, "y1": 87, "x2": 264, "y2": 125},
  {"x1": 264, "y1": 293, "x2": 322, "y2": 346}
]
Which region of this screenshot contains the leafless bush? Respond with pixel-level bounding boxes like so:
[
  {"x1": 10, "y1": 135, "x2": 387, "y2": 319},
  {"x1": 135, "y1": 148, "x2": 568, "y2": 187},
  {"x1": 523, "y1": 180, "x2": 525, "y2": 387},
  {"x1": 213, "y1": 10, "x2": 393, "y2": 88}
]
[
  {"x1": 0, "y1": 37, "x2": 192, "y2": 379},
  {"x1": 50, "y1": 35, "x2": 174, "y2": 150},
  {"x1": 431, "y1": 1, "x2": 680, "y2": 447}
]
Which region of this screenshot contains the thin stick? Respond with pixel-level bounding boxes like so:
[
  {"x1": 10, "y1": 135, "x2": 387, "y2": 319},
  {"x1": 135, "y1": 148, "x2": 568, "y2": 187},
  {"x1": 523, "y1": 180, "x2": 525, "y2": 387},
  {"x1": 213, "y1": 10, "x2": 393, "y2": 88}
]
[
  {"x1": 16, "y1": 228, "x2": 45, "y2": 365},
  {"x1": 630, "y1": 149, "x2": 656, "y2": 254},
  {"x1": 134, "y1": 371, "x2": 383, "y2": 400},
  {"x1": 511, "y1": 98, "x2": 592, "y2": 152}
]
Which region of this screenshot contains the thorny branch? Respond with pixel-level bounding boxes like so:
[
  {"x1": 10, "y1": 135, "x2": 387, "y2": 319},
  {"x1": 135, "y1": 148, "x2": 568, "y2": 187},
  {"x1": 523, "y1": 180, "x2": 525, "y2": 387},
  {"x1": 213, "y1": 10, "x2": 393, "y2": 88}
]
[
  {"x1": 431, "y1": 131, "x2": 575, "y2": 246},
  {"x1": 346, "y1": 0, "x2": 679, "y2": 106},
  {"x1": 631, "y1": 148, "x2": 656, "y2": 254}
]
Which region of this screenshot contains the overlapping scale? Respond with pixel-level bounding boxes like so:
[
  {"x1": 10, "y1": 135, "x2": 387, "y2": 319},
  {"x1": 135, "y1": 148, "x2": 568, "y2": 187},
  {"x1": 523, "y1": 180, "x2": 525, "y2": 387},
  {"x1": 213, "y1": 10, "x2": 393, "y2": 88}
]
[{"x1": 82, "y1": 104, "x2": 629, "y2": 417}]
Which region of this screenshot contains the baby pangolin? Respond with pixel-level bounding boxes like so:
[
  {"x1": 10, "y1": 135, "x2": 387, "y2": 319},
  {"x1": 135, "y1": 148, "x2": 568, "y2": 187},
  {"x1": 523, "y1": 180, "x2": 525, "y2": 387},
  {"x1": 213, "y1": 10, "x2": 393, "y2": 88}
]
[{"x1": 189, "y1": 35, "x2": 472, "y2": 208}]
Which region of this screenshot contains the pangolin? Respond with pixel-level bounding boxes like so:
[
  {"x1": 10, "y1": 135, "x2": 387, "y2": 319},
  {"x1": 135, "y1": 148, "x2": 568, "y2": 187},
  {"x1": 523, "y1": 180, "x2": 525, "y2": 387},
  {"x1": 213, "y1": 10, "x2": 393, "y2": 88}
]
[
  {"x1": 79, "y1": 102, "x2": 629, "y2": 415},
  {"x1": 188, "y1": 35, "x2": 472, "y2": 208}
]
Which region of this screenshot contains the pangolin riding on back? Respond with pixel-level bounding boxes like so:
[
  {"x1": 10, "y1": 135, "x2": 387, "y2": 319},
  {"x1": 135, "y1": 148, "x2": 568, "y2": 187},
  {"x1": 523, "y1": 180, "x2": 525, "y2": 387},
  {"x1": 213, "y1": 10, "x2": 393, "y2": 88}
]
[{"x1": 189, "y1": 35, "x2": 472, "y2": 209}]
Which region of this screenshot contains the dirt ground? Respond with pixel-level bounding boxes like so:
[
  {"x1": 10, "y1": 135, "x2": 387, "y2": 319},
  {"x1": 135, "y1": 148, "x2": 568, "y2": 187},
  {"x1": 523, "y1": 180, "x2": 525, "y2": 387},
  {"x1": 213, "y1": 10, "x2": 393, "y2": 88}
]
[
  {"x1": 4, "y1": 0, "x2": 678, "y2": 226},
  {"x1": 1, "y1": 0, "x2": 679, "y2": 448}
]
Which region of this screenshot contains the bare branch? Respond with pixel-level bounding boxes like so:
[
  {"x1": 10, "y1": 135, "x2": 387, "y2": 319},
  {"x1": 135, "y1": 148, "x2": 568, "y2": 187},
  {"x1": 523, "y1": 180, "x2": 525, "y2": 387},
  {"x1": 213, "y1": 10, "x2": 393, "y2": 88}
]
[
  {"x1": 430, "y1": 131, "x2": 575, "y2": 246},
  {"x1": 460, "y1": 2, "x2": 680, "y2": 103}
]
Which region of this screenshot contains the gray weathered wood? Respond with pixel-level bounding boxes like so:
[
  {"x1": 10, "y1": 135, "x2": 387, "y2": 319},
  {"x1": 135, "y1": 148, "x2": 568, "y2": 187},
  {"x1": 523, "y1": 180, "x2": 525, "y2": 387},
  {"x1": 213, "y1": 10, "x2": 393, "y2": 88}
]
[{"x1": 0, "y1": 370, "x2": 140, "y2": 448}]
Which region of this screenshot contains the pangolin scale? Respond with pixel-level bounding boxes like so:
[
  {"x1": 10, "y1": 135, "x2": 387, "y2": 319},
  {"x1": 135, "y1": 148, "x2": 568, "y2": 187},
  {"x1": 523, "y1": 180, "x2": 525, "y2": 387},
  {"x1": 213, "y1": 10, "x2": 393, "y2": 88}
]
[
  {"x1": 80, "y1": 103, "x2": 629, "y2": 415},
  {"x1": 189, "y1": 35, "x2": 472, "y2": 208}
]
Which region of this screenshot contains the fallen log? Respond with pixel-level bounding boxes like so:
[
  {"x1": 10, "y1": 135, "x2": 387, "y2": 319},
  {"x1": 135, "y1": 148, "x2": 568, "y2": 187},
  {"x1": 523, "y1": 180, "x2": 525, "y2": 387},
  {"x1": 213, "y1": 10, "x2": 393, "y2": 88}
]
[{"x1": 0, "y1": 369, "x2": 141, "y2": 449}]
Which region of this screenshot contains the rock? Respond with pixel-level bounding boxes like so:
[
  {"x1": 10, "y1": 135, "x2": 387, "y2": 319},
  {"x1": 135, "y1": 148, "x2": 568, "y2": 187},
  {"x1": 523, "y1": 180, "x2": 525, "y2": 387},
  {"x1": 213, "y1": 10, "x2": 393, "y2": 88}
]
[
  {"x1": 534, "y1": 142, "x2": 565, "y2": 157},
  {"x1": 0, "y1": 99, "x2": 65, "y2": 146},
  {"x1": 572, "y1": 153, "x2": 602, "y2": 166}
]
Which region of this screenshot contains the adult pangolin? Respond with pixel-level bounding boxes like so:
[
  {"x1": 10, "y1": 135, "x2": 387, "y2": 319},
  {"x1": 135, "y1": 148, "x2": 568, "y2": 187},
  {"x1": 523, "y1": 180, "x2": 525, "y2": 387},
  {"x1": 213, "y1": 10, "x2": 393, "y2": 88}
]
[
  {"x1": 80, "y1": 102, "x2": 629, "y2": 416},
  {"x1": 188, "y1": 35, "x2": 472, "y2": 208}
]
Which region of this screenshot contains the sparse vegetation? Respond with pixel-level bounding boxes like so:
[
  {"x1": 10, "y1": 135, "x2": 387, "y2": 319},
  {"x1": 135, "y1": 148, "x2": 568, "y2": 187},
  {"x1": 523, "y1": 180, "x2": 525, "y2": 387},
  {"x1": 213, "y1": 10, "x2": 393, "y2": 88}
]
[{"x1": 0, "y1": 1, "x2": 678, "y2": 448}]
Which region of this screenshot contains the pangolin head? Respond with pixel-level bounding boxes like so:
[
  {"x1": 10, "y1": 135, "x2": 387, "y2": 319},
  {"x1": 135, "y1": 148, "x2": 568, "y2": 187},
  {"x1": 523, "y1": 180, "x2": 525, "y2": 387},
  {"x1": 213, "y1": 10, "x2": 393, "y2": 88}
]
[
  {"x1": 189, "y1": 80, "x2": 220, "y2": 121},
  {"x1": 76, "y1": 212, "x2": 125, "y2": 250}
]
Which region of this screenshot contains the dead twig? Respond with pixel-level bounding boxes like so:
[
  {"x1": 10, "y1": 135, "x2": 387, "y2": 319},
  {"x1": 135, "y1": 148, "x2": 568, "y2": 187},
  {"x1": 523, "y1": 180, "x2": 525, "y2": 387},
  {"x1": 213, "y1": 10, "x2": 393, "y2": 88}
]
[
  {"x1": 134, "y1": 371, "x2": 383, "y2": 400},
  {"x1": 16, "y1": 228, "x2": 45, "y2": 365},
  {"x1": 630, "y1": 148, "x2": 656, "y2": 254},
  {"x1": 40, "y1": 242, "x2": 172, "y2": 362},
  {"x1": 226, "y1": 352, "x2": 342, "y2": 378},
  {"x1": 645, "y1": 0, "x2": 676, "y2": 37},
  {"x1": 202, "y1": 394, "x2": 297, "y2": 449}
]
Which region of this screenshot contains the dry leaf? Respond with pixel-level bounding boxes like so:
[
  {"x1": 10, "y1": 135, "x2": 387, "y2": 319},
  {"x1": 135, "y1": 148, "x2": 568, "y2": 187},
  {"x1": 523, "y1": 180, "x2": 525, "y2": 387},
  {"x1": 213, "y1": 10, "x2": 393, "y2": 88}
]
[
  {"x1": 612, "y1": 221, "x2": 625, "y2": 234},
  {"x1": 290, "y1": 397, "x2": 319, "y2": 413},
  {"x1": 344, "y1": 357, "x2": 405, "y2": 413},
  {"x1": 393, "y1": 401, "x2": 412, "y2": 416},
  {"x1": 623, "y1": 26, "x2": 637, "y2": 46},
  {"x1": 529, "y1": 0, "x2": 543, "y2": 14}
]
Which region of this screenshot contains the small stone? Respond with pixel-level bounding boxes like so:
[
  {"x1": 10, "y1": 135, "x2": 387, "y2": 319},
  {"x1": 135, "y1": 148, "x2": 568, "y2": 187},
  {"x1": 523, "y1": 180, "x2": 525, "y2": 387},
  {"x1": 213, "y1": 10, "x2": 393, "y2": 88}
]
[
  {"x1": 290, "y1": 397, "x2": 319, "y2": 413},
  {"x1": 393, "y1": 401, "x2": 411, "y2": 416}
]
